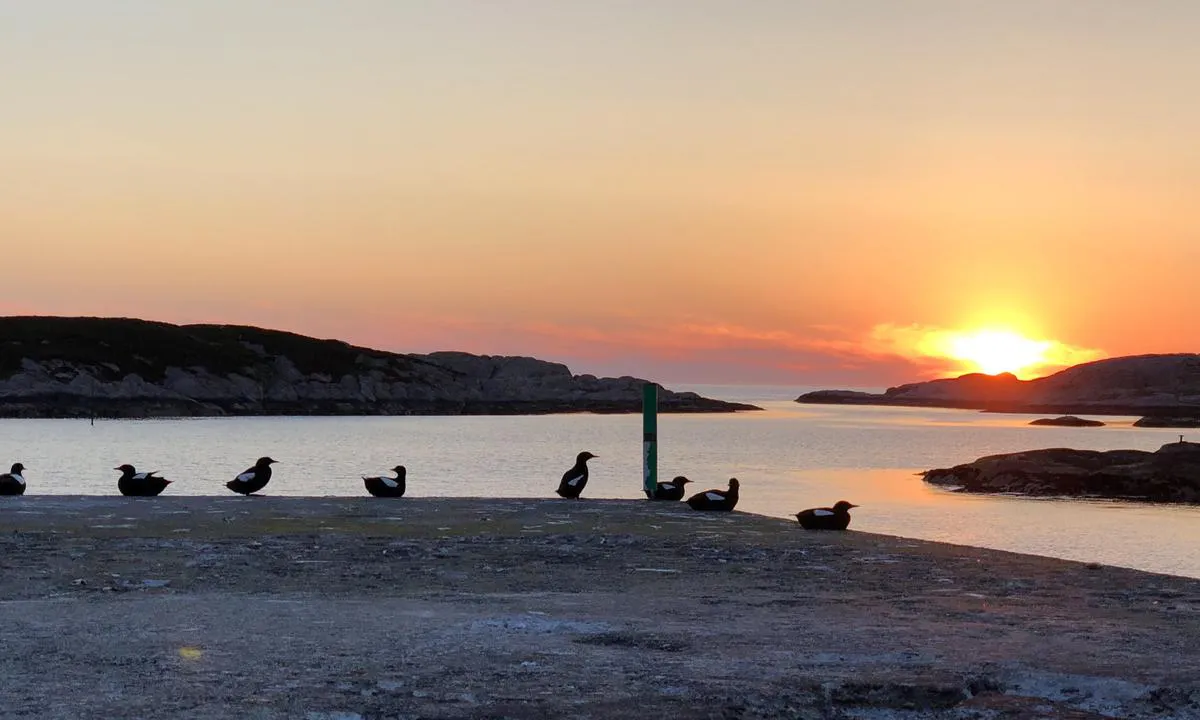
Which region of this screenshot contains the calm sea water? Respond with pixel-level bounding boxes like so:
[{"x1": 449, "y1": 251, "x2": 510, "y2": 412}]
[{"x1": 2, "y1": 384, "x2": 1198, "y2": 578}]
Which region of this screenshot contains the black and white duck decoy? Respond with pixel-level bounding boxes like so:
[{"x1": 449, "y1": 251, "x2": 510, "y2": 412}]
[
  {"x1": 555, "y1": 451, "x2": 597, "y2": 499},
  {"x1": 226, "y1": 456, "x2": 277, "y2": 496},
  {"x1": 685, "y1": 478, "x2": 739, "y2": 511},
  {"x1": 363, "y1": 465, "x2": 407, "y2": 497},
  {"x1": 795, "y1": 501, "x2": 858, "y2": 530},
  {"x1": 114, "y1": 464, "x2": 173, "y2": 497}
]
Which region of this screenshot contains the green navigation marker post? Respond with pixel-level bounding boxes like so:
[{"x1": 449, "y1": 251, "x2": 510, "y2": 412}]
[{"x1": 642, "y1": 383, "x2": 658, "y2": 499}]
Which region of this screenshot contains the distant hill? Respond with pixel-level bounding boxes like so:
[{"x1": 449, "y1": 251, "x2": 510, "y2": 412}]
[
  {"x1": 796, "y1": 354, "x2": 1200, "y2": 417},
  {"x1": 0, "y1": 317, "x2": 759, "y2": 418}
]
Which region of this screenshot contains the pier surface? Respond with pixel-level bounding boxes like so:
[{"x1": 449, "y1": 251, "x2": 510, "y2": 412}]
[{"x1": 1, "y1": 497, "x2": 1198, "y2": 719}]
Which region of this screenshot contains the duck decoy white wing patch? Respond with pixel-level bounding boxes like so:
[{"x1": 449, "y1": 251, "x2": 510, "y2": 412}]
[
  {"x1": 235, "y1": 471, "x2": 256, "y2": 483},
  {"x1": 567, "y1": 475, "x2": 583, "y2": 487},
  {"x1": 9, "y1": 474, "x2": 24, "y2": 485},
  {"x1": 814, "y1": 509, "x2": 834, "y2": 516},
  {"x1": 381, "y1": 477, "x2": 399, "y2": 488},
  {"x1": 704, "y1": 492, "x2": 724, "y2": 502}
]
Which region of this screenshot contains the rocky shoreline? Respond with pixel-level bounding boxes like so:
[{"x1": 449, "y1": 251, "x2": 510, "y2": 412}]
[
  {"x1": 797, "y1": 389, "x2": 1200, "y2": 419},
  {"x1": 0, "y1": 317, "x2": 758, "y2": 418},
  {"x1": 1135, "y1": 416, "x2": 1200, "y2": 428},
  {"x1": 797, "y1": 354, "x2": 1200, "y2": 418},
  {"x1": 924, "y1": 441, "x2": 1200, "y2": 503},
  {"x1": 0, "y1": 497, "x2": 1197, "y2": 719},
  {"x1": 0, "y1": 393, "x2": 754, "y2": 418}
]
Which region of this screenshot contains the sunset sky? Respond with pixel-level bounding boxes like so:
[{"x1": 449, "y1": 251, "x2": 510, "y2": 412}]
[{"x1": 3, "y1": 1, "x2": 1198, "y2": 386}]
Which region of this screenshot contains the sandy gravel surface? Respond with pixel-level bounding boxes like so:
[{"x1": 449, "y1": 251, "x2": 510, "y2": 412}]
[{"x1": 1, "y1": 496, "x2": 1198, "y2": 719}]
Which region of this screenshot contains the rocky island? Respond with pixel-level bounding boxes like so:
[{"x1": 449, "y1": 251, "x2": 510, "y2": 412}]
[
  {"x1": 923, "y1": 441, "x2": 1200, "y2": 503},
  {"x1": 1028, "y1": 415, "x2": 1105, "y2": 427},
  {"x1": 798, "y1": 353, "x2": 1200, "y2": 417},
  {"x1": 0, "y1": 317, "x2": 758, "y2": 418}
]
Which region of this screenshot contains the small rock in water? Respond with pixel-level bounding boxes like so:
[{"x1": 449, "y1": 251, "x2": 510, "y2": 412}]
[{"x1": 142, "y1": 579, "x2": 170, "y2": 588}]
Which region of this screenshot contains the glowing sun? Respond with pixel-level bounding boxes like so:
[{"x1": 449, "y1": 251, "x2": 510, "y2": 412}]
[
  {"x1": 872, "y1": 323, "x2": 1106, "y2": 380},
  {"x1": 941, "y1": 329, "x2": 1052, "y2": 377}
]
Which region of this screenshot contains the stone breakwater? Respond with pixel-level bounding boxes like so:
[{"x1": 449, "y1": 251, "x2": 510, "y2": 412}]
[{"x1": 0, "y1": 497, "x2": 1197, "y2": 719}]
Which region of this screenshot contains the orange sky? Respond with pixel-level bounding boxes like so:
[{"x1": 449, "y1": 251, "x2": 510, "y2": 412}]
[{"x1": 3, "y1": 2, "x2": 1198, "y2": 386}]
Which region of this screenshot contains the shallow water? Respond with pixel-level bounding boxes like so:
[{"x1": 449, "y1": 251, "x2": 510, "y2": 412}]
[{"x1": 2, "y1": 386, "x2": 1198, "y2": 578}]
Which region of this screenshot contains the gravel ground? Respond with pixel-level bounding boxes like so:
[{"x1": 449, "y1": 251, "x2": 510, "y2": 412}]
[{"x1": 1, "y1": 496, "x2": 1198, "y2": 719}]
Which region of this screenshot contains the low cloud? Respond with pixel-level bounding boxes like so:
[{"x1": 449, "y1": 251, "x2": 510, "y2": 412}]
[
  {"x1": 366, "y1": 318, "x2": 955, "y2": 386},
  {"x1": 349, "y1": 314, "x2": 1106, "y2": 387},
  {"x1": 865, "y1": 323, "x2": 1106, "y2": 379}
]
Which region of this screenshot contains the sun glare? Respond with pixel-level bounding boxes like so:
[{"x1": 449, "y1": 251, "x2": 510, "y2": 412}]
[
  {"x1": 941, "y1": 329, "x2": 1052, "y2": 377},
  {"x1": 872, "y1": 323, "x2": 1106, "y2": 380}
]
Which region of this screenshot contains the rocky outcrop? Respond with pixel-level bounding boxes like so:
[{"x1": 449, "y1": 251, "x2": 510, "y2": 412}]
[
  {"x1": 923, "y1": 442, "x2": 1200, "y2": 503},
  {"x1": 1134, "y1": 416, "x2": 1200, "y2": 428},
  {"x1": 0, "y1": 317, "x2": 759, "y2": 418},
  {"x1": 798, "y1": 354, "x2": 1200, "y2": 417},
  {"x1": 791, "y1": 389, "x2": 880, "y2": 404},
  {"x1": 1029, "y1": 416, "x2": 1105, "y2": 427}
]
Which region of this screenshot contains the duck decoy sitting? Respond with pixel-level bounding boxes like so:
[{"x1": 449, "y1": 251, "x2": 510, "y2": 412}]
[
  {"x1": 115, "y1": 464, "x2": 173, "y2": 497},
  {"x1": 796, "y1": 501, "x2": 858, "y2": 530},
  {"x1": 226, "y1": 456, "x2": 277, "y2": 496},
  {"x1": 0, "y1": 463, "x2": 27, "y2": 496},
  {"x1": 364, "y1": 465, "x2": 407, "y2": 497},
  {"x1": 649, "y1": 475, "x2": 692, "y2": 501},
  {"x1": 685, "y1": 478, "x2": 739, "y2": 511},
  {"x1": 555, "y1": 451, "x2": 597, "y2": 499}
]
